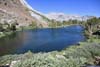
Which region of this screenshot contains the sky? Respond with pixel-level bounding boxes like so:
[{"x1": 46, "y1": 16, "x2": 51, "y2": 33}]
[{"x1": 26, "y1": 0, "x2": 100, "y2": 17}]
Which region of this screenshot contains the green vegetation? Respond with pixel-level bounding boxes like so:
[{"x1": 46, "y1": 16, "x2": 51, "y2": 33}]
[
  {"x1": 0, "y1": 21, "x2": 38, "y2": 38},
  {"x1": 49, "y1": 19, "x2": 82, "y2": 28},
  {"x1": 83, "y1": 17, "x2": 100, "y2": 38},
  {"x1": 0, "y1": 39, "x2": 100, "y2": 67},
  {"x1": 0, "y1": 22, "x2": 18, "y2": 38}
]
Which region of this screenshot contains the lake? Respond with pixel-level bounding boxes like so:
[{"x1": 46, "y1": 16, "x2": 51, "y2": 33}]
[{"x1": 0, "y1": 25, "x2": 85, "y2": 56}]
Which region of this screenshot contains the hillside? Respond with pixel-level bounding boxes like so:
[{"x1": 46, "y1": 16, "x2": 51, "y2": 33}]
[{"x1": 0, "y1": 0, "x2": 48, "y2": 27}]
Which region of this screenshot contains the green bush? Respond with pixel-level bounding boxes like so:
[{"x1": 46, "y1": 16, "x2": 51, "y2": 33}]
[{"x1": 0, "y1": 39, "x2": 100, "y2": 67}]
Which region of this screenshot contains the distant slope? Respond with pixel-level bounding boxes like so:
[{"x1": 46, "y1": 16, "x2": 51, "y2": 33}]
[{"x1": 46, "y1": 13, "x2": 94, "y2": 22}]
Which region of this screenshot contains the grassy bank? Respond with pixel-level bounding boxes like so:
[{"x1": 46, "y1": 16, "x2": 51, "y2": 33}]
[
  {"x1": 0, "y1": 39, "x2": 100, "y2": 67},
  {"x1": 0, "y1": 25, "x2": 36, "y2": 38},
  {"x1": 0, "y1": 32, "x2": 14, "y2": 38}
]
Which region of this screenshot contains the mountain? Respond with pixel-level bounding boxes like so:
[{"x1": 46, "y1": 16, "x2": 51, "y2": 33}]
[
  {"x1": 0, "y1": 0, "x2": 95, "y2": 28},
  {"x1": 0, "y1": 0, "x2": 48, "y2": 27},
  {"x1": 46, "y1": 13, "x2": 94, "y2": 22}
]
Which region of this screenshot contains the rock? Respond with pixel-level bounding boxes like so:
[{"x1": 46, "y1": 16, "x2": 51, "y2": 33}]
[
  {"x1": 94, "y1": 56, "x2": 100, "y2": 65},
  {"x1": 10, "y1": 60, "x2": 20, "y2": 67},
  {"x1": 56, "y1": 54, "x2": 66, "y2": 59}
]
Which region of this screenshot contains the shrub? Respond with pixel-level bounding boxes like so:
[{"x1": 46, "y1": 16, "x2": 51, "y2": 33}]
[{"x1": 0, "y1": 39, "x2": 100, "y2": 67}]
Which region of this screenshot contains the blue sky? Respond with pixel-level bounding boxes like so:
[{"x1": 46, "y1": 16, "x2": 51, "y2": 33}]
[{"x1": 26, "y1": 0, "x2": 100, "y2": 17}]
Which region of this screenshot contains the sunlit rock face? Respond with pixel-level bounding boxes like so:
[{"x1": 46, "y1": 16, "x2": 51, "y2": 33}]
[{"x1": 0, "y1": 0, "x2": 48, "y2": 27}]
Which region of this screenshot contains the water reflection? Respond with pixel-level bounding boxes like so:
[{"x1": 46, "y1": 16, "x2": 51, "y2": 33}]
[{"x1": 0, "y1": 32, "x2": 28, "y2": 56}]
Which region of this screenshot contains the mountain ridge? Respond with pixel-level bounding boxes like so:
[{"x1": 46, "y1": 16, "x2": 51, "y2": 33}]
[
  {"x1": 46, "y1": 12, "x2": 94, "y2": 22},
  {"x1": 0, "y1": 0, "x2": 96, "y2": 28}
]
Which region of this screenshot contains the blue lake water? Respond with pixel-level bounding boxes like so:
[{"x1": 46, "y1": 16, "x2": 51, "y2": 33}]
[{"x1": 0, "y1": 25, "x2": 85, "y2": 56}]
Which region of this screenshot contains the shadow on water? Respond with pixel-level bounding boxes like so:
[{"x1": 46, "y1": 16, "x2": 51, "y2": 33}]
[{"x1": 0, "y1": 25, "x2": 85, "y2": 56}]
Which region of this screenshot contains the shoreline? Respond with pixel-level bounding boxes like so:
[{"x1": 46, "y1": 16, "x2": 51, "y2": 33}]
[
  {"x1": 0, "y1": 38, "x2": 100, "y2": 67},
  {"x1": 0, "y1": 24, "x2": 81, "y2": 38},
  {"x1": 0, "y1": 24, "x2": 100, "y2": 67}
]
